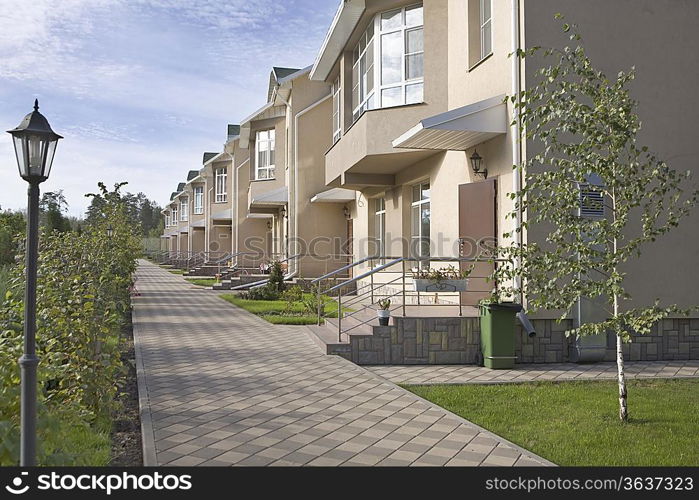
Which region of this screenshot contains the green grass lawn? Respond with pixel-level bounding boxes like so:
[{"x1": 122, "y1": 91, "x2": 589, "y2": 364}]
[
  {"x1": 406, "y1": 379, "x2": 699, "y2": 466},
  {"x1": 220, "y1": 294, "x2": 346, "y2": 325},
  {"x1": 42, "y1": 414, "x2": 111, "y2": 466},
  {"x1": 168, "y1": 269, "x2": 185, "y2": 275},
  {"x1": 187, "y1": 278, "x2": 218, "y2": 287}
]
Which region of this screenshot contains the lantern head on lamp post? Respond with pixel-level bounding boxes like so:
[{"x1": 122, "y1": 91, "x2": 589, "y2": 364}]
[
  {"x1": 469, "y1": 150, "x2": 487, "y2": 180},
  {"x1": 7, "y1": 100, "x2": 63, "y2": 184},
  {"x1": 7, "y1": 100, "x2": 62, "y2": 467},
  {"x1": 107, "y1": 226, "x2": 114, "y2": 239}
]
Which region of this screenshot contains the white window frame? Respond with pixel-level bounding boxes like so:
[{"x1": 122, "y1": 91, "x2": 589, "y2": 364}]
[
  {"x1": 374, "y1": 197, "x2": 386, "y2": 261},
  {"x1": 480, "y1": 0, "x2": 492, "y2": 60},
  {"x1": 193, "y1": 186, "x2": 204, "y2": 215},
  {"x1": 171, "y1": 206, "x2": 178, "y2": 225},
  {"x1": 352, "y1": 3, "x2": 424, "y2": 123},
  {"x1": 255, "y1": 130, "x2": 276, "y2": 180},
  {"x1": 180, "y1": 197, "x2": 189, "y2": 222},
  {"x1": 165, "y1": 213, "x2": 170, "y2": 228},
  {"x1": 332, "y1": 77, "x2": 342, "y2": 144},
  {"x1": 215, "y1": 168, "x2": 228, "y2": 203},
  {"x1": 411, "y1": 181, "x2": 431, "y2": 264}
]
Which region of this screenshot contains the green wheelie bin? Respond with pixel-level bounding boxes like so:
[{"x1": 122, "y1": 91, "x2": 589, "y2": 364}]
[{"x1": 480, "y1": 302, "x2": 523, "y2": 369}]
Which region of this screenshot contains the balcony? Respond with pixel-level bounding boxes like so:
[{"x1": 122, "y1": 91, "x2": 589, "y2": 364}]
[
  {"x1": 325, "y1": 103, "x2": 443, "y2": 189},
  {"x1": 248, "y1": 177, "x2": 287, "y2": 215}
]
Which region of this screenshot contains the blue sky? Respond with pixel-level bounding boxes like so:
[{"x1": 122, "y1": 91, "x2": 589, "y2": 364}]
[{"x1": 0, "y1": 0, "x2": 338, "y2": 216}]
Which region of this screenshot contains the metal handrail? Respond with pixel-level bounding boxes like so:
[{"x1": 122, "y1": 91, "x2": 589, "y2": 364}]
[
  {"x1": 229, "y1": 254, "x2": 304, "y2": 291},
  {"x1": 326, "y1": 257, "x2": 404, "y2": 293},
  {"x1": 319, "y1": 255, "x2": 512, "y2": 342},
  {"x1": 310, "y1": 256, "x2": 376, "y2": 285}
]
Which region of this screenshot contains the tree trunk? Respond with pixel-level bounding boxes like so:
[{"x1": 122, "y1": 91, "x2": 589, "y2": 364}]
[{"x1": 616, "y1": 333, "x2": 629, "y2": 422}]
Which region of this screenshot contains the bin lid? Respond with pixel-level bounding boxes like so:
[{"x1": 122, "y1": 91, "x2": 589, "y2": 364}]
[{"x1": 481, "y1": 302, "x2": 523, "y2": 313}]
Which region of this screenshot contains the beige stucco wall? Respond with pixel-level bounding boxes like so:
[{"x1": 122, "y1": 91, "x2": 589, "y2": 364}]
[
  {"x1": 290, "y1": 80, "x2": 350, "y2": 277},
  {"x1": 524, "y1": 0, "x2": 699, "y2": 310},
  {"x1": 203, "y1": 157, "x2": 233, "y2": 253},
  {"x1": 232, "y1": 138, "x2": 269, "y2": 263}
]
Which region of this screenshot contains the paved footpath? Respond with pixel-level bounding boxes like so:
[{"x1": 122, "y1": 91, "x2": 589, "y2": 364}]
[
  {"x1": 132, "y1": 260, "x2": 551, "y2": 467},
  {"x1": 369, "y1": 360, "x2": 699, "y2": 386}
]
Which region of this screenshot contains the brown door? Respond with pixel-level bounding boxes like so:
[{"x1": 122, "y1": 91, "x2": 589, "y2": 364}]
[{"x1": 459, "y1": 179, "x2": 497, "y2": 306}]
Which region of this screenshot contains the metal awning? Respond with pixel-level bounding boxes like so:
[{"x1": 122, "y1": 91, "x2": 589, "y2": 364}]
[
  {"x1": 210, "y1": 209, "x2": 232, "y2": 221},
  {"x1": 250, "y1": 187, "x2": 288, "y2": 208},
  {"x1": 392, "y1": 95, "x2": 508, "y2": 151},
  {"x1": 310, "y1": 188, "x2": 356, "y2": 204}
]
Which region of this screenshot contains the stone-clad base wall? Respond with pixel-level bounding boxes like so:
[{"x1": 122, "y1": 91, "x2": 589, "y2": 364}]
[
  {"x1": 604, "y1": 319, "x2": 699, "y2": 362},
  {"x1": 334, "y1": 316, "x2": 699, "y2": 366}
]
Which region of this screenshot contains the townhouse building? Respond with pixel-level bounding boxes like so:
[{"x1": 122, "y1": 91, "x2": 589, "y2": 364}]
[{"x1": 159, "y1": 0, "x2": 699, "y2": 364}]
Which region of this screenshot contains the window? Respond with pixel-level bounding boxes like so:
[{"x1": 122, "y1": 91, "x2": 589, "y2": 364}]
[
  {"x1": 172, "y1": 206, "x2": 178, "y2": 224},
  {"x1": 411, "y1": 182, "x2": 431, "y2": 264},
  {"x1": 332, "y1": 77, "x2": 342, "y2": 144},
  {"x1": 193, "y1": 186, "x2": 204, "y2": 215},
  {"x1": 352, "y1": 20, "x2": 375, "y2": 121},
  {"x1": 255, "y1": 130, "x2": 276, "y2": 180},
  {"x1": 215, "y1": 168, "x2": 227, "y2": 203},
  {"x1": 469, "y1": 0, "x2": 492, "y2": 67},
  {"x1": 480, "y1": 0, "x2": 492, "y2": 60},
  {"x1": 165, "y1": 213, "x2": 170, "y2": 228},
  {"x1": 352, "y1": 4, "x2": 423, "y2": 122},
  {"x1": 180, "y1": 197, "x2": 188, "y2": 222},
  {"x1": 374, "y1": 197, "x2": 386, "y2": 260}
]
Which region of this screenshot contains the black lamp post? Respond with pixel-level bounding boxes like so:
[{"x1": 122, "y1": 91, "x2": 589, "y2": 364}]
[
  {"x1": 470, "y1": 150, "x2": 487, "y2": 179},
  {"x1": 106, "y1": 225, "x2": 114, "y2": 239},
  {"x1": 7, "y1": 100, "x2": 62, "y2": 466}
]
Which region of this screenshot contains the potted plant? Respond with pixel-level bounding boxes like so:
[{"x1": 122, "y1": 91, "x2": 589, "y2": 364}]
[
  {"x1": 413, "y1": 265, "x2": 472, "y2": 292},
  {"x1": 377, "y1": 299, "x2": 391, "y2": 326}
]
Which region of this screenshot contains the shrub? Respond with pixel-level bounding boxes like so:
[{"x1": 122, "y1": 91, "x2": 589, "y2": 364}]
[{"x1": 0, "y1": 182, "x2": 141, "y2": 465}]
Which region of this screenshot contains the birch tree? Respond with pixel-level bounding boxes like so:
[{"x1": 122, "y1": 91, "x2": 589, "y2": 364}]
[{"x1": 499, "y1": 16, "x2": 699, "y2": 422}]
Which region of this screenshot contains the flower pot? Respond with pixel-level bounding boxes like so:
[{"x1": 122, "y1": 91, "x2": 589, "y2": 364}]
[
  {"x1": 413, "y1": 279, "x2": 469, "y2": 292},
  {"x1": 377, "y1": 309, "x2": 390, "y2": 326}
]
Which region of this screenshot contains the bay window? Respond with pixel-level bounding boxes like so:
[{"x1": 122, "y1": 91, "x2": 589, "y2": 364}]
[
  {"x1": 215, "y1": 168, "x2": 227, "y2": 203},
  {"x1": 193, "y1": 186, "x2": 204, "y2": 215},
  {"x1": 352, "y1": 3, "x2": 423, "y2": 122},
  {"x1": 255, "y1": 130, "x2": 276, "y2": 180}
]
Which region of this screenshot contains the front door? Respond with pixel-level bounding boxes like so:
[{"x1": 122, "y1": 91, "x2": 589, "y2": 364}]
[{"x1": 458, "y1": 179, "x2": 496, "y2": 306}]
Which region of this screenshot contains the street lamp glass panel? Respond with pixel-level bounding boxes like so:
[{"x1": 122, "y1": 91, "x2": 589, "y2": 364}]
[{"x1": 11, "y1": 131, "x2": 59, "y2": 181}]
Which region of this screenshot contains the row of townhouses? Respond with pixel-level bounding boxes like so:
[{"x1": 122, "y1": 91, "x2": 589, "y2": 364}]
[{"x1": 159, "y1": 0, "x2": 699, "y2": 365}]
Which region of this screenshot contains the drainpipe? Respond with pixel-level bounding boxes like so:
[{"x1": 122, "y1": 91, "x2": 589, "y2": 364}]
[
  {"x1": 511, "y1": 0, "x2": 523, "y2": 304},
  {"x1": 235, "y1": 157, "x2": 250, "y2": 259},
  {"x1": 292, "y1": 92, "x2": 333, "y2": 278},
  {"x1": 206, "y1": 186, "x2": 213, "y2": 255}
]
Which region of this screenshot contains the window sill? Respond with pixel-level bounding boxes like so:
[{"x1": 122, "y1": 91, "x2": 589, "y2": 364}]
[
  {"x1": 468, "y1": 52, "x2": 493, "y2": 72},
  {"x1": 251, "y1": 178, "x2": 277, "y2": 183}
]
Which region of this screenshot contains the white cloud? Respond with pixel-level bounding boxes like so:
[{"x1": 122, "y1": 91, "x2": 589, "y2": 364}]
[{"x1": 0, "y1": 0, "x2": 339, "y2": 216}]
